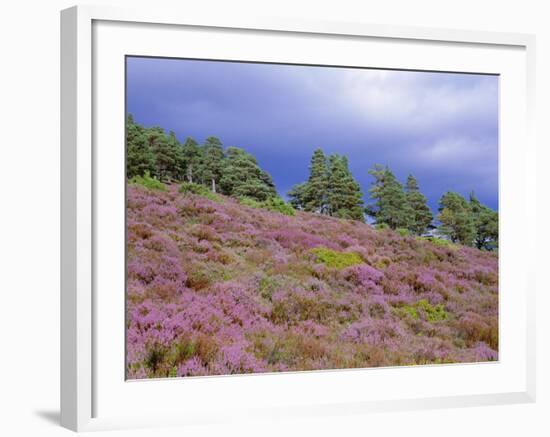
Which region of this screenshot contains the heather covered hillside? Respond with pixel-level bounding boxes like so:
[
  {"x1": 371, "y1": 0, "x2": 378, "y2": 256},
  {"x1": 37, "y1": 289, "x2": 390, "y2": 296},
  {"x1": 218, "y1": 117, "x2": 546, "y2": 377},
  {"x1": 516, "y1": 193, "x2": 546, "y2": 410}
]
[{"x1": 126, "y1": 183, "x2": 498, "y2": 379}]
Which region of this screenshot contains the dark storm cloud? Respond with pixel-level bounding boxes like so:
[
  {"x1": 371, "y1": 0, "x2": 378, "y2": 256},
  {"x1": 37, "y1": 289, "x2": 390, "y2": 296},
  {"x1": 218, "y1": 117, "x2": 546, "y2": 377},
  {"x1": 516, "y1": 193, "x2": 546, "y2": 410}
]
[{"x1": 126, "y1": 57, "x2": 499, "y2": 211}]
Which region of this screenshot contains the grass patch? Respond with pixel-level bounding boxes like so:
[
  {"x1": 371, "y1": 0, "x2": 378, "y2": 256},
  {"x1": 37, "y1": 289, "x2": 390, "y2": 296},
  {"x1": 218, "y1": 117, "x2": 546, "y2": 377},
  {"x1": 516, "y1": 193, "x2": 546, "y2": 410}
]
[
  {"x1": 179, "y1": 182, "x2": 223, "y2": 203},
  {"x1": 416, "y1": 236, "x2": 457, "y2": 249},
  {"x1": 398, "y1": 299, "x2": 448, "y2": 323},
  {"x1": 396, "y1": 228, "x2": 410, "y2": 237},
  {"x1": 310, "y1": 247, "x2": 363, "y2": 269},
  {"x1": 238, "y1": 196, "x2": 295, "y2": 216},
  {"x1": 262, "y1": 197, "x2": 296, "y2": 216},
  {"x1": 129, "y1": 172, "x2": 166, "y2": 191}
]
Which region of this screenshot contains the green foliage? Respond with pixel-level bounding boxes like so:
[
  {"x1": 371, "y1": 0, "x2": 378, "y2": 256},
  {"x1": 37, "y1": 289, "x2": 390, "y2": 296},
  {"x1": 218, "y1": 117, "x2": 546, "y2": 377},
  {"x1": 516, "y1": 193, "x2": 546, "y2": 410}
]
[
  {"x1": 129, "y1": 171, "x2": 167, "y2": 191},
  {"x1": 126, "y1": 116, "x2": 278, "y2": 203},
  {"x1": 437, "y1": 192, "x2": 476, "y2": 246},
  {"x1": 398, "y1": 299, "x2": 448, "y2": 323},
  {"x1": 303, "y1": 148, "x2": 330, "y2": 213},
  {"x1": 220, "y1": 147, "x2": 277, "y2": 201},
  {"x1": 396, "y1": 228, "x2": 410, "y2": 237},
  {"x1": 375, "y1": 223, "x2": 390, "y2": 231},
  {"x1": 179, "y1": 182, "x2": 222, "y2": 202},
  {"x1": 257, "y1": 275, "x2": 292, "y2": 301},
  {"x1": 200, "y1": 136, "x2": 225, "y2": 192},
  {"x1": 366, "y1": 164, "x2": 411, "y2": 230},
  {"x1": 327, "y1": 155, "x2": 365, "y2": 221},
  {"x1": 238, "y1": 196, "x2": 295, "y2": 216},
  {"x1": 126, "y1": 115, "x2": 156, "y2": 178},
  {"x1": 416, "y1": 299, "x2": 448, "y2": 322},
  {"x1": 175, "y1": 337, "x2": 196, "y2": 362},
  {"x1": 287, "y1": 182, "x2": 308, "y2": 210},
  {"x1": 310, "y1": 247, "x2": 363, "y2": 269},
  {"x1": 400, "y1": 305, "x2": 419, "y2": 320},
  {"x1": 126, "y1": 117, "x2": 185, "y2": 182},
  {"x1": 416, "y1": 236, "x2": 456, "y2": 248},
  {"x1": 366, "y1": 169, "x2": 434, "y2": 236},
  {"x1": 469, "y1": 192, "x2": 498, "y2": 250},
  {"x1": 238, "y1": 196, "x2": 262, "y2": 208},
  {"x1": 262, "y1": 197, "x2": 296, "y2": 216},
  {"x1": 148, "y1": 128, "x2": 183, "y2": 182},
  {"x1": 181, "y1": 137, "x2": 202, "y2": 184},
  {"x1": 288, "y1": 149, "x2": 364, "y2": 222},
  {"x1": 405, "y1": 174, "x2": 433, "y2": 235}
]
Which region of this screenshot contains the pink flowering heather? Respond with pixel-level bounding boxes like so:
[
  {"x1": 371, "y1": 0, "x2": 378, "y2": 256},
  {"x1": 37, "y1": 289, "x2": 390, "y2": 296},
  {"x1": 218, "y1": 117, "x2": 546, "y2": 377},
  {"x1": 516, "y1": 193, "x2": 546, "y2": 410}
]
[{"x1": 126, "y1": 184, "x2": 499, "y2": 379}]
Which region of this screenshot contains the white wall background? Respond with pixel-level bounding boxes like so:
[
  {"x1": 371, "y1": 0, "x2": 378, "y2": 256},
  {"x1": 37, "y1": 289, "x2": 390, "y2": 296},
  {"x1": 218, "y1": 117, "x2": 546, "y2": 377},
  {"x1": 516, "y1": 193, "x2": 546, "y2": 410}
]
[{"x1": 0, "y1": 1, "x2": 547, "y2": 436}]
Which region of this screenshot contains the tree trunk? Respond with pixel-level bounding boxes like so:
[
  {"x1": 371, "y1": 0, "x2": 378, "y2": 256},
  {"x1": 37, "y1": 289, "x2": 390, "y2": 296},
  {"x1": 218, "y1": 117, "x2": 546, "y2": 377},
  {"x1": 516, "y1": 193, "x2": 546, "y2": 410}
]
[{"x1": 211, "y1": 178, "x2": 216, "y2": 193}]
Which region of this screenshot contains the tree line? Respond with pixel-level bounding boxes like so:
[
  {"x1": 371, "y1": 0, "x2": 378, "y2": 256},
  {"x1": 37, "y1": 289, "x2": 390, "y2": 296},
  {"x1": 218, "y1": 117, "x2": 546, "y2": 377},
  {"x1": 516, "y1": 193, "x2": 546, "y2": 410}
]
[
  {"x1": 127, "y1": 115, "x2": 278, "y2": 202},
  {"x1": 127, "y1": 115, "x2": 498, "y2": 250},
  {"x1": 288, "y1": 151, "x2": 498, "y2": 249}
]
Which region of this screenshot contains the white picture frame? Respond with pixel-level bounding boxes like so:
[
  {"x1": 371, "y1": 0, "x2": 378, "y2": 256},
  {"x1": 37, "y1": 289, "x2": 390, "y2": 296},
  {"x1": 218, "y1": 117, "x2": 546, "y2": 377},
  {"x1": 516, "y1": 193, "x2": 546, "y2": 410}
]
[{"x1": 60, "y1": 4, "x2": 536, "y2": 432}]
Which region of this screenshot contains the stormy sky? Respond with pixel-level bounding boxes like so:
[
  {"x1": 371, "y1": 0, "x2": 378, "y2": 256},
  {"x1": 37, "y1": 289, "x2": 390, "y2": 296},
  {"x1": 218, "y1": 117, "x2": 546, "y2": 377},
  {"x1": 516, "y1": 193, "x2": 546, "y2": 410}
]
[{"x1": 126, "y1": 56, "x2": 499, "y2": 212}]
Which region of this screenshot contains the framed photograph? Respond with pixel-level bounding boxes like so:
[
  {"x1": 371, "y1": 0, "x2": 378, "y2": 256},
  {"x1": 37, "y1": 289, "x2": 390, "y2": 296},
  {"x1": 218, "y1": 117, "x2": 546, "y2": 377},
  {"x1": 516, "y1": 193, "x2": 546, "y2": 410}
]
[{"x1": 61, "y1": 5, "x2": 536, "y2": 432}]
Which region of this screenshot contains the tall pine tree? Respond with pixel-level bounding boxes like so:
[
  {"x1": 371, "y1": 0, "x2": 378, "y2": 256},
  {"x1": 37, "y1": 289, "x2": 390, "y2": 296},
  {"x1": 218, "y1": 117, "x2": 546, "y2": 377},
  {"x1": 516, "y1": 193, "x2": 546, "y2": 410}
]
[
  {"x1": 327, "y1": 155, "x2": 364, "y2": 221},
  {"x1": 287, "y1": 182, "x2": 308, "y2": 210},
  {"x1": 201, "y1": 136, "x2": 225, "y2": 192},
  {"x1": 469, "y1": 192, "x2": 498, "y2": 249},
  {"x1": 287, "y1": 149, "x2": 364, "y2": 221},
  {"x1": 366, "y1": 165, "x2": 409, "y2": 229},
  {"x1": 303, "y1": 148, "x2": 329, "y2": 213},
  {"x1": 167, "y1": 130, "x2": 185, "y2": 180},
  {"x1": 181, "y1": 137, "x2": 202, "y2": 184},
  {"x1": 146, "y1": 127, "x2": 170, "y2": 181},
  {"x1": 437, "y1": 191, "x2": 475, "y2": 246},
  {"x1": 219, "y1": 147, "x2": 276, "y2": 201},
  {"x1": 126, "y1": 114, "x2": 155, "y2": 178},
  {"x1": 405, "y1": 174, "x2": 433, "y2": 235}
]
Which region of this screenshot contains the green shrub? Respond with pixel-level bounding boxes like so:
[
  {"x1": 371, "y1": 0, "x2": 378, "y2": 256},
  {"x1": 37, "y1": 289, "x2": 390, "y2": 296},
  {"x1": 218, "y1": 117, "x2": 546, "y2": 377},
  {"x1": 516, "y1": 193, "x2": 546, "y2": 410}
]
[
  {"x1": 258, "y1": 275, "x2": 282, "y2": 300},
  {"x1": 375, "y1": 223, "x2": 390, "y2": 231},
  {"x1": 262, "y1": 197, "x2": 296, "y2": 216},
  {"x1": 238, "y1": 196, "x2": 263, "y2": 209},
  {"x1": 416, "y1": 236, "x2": 456, "y2": 249},
  {"x1": 179, "y1": 182, "x2": 222, "y2": 202},
  {"x1": 397, "y1": 299, "x2": 448, "y2": 323},
  {"x1": 129, "y1": 171, "x2": 166, "y2": 191},
  {"x1": 399, "y1": 305, "x2": 419, "y2": 320},
  {"x1": 431, "y1": 238, "x2": 454, "y2": 248},
  {"x1": 396, "y1": 228, "x2": 410, "y2": 237},
  {"x1": 310, "y1": 247, "x2": 363, "y2": 269},
  {"x1": 416, "y1": 299, "x2": 448, "y2": 322},
  {"x1": 238, "y1": 196, "x2": 295, "y2": 216}
]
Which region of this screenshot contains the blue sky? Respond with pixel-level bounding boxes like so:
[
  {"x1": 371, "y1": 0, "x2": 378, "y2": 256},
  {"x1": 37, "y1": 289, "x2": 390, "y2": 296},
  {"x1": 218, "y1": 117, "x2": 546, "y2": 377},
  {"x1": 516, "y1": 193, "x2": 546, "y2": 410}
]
[{"x1": 126, "y1": 57, "x2": 499, "y2": 212}]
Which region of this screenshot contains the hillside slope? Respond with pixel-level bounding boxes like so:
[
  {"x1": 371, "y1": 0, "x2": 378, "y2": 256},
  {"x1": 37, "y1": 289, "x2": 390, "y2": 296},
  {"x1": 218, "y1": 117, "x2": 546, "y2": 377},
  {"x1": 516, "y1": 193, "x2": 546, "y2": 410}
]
[{"x1": 126, "y1": 184, "x2": 498, "y2": 378}]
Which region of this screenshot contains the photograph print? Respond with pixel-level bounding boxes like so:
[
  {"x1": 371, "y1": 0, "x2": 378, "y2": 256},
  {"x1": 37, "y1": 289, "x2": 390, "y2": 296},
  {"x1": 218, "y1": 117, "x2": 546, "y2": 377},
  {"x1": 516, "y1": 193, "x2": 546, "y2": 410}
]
[{"x1": 125, "y1": 57, "x2": 499, "y2": 379}]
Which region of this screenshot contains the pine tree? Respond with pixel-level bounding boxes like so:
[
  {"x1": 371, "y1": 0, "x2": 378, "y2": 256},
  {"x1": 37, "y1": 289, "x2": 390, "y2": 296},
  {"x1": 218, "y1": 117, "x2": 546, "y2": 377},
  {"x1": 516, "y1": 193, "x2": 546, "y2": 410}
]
[
  {"x1": 259, "y1": 170, "x2": 278, "y2": 198},
  {"x1": 469, "y1": 192, "x2": 498, "y2": 249},
  {"x1": 287, "y1": 183, "x2": 307, "y2": 209},
  {"x1": 219, "y1": 147, "x2": 276, "y2": 201},
  {"x1": 288, "y1": 149, "x2": 364, "y2": 221},
  {"x1": 144, "y1": 127, "x2": 167, "y2": 180},
  {"x1": 143, "y1": 127, "x2": 182, "y2": 182},
  {"x1": 168, "y1": 131, "x2": 185, "y2": 180},
  {"x1": 126, "y1": 115, "x2": 155, "y2": 178},
  {"x1": 437, "y1": 192, "x2": 475, "y2": 246},
  {"x1": 201, "y1": 136, "x2": 225, "y2": 192},
  {"x1": 327, "y1": 155, "x2": 364, "y2": 221},
  {"x1": 405, "y1": 174, "x2": 433, "y2": 235},
  {"x1": 181, "y1": 137, "x2": 202, "y2": 184},
  {"x1": 366, "y1": 165, "x2": 409, "y2": 229},
  {"x1": 303, "y1": 149, "x2": 329, "y2": 213}
]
